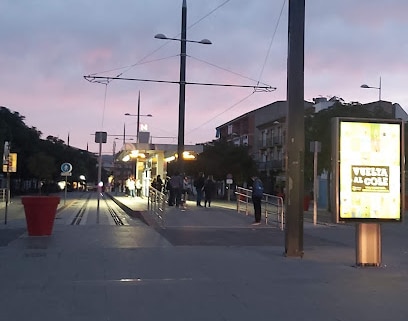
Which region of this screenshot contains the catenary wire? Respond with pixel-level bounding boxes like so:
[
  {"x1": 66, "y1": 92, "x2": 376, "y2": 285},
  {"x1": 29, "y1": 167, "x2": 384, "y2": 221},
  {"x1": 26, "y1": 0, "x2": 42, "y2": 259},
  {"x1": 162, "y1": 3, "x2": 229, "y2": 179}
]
[
  {"x1": 88, "y1": 1, "x2": 230, "y2": 78},
  {"x1": 186, "y1": 91, "x2": 256, "y2": 135},
  {"x1": 256, "y1": 0, "x2": 287, "y2": 86}
]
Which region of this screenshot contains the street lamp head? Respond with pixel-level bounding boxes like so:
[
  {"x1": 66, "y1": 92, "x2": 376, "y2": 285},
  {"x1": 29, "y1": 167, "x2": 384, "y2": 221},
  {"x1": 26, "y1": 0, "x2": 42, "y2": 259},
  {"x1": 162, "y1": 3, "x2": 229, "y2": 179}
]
[
  {"x1": 154, "y1": 33, "x2": 168, "y2": 40},
  {"x1": 360, "y1": 84, "x2": 370, "y2": 88},
  {"x1": 155, "y1": 33, "x2": 212, "y2": 45},
  {"x1": 124, "y1": 113, "x2": 153, "y2": 117},
  {"x1": 199, "y1": 39, "x2": 212, "y2": 45}
]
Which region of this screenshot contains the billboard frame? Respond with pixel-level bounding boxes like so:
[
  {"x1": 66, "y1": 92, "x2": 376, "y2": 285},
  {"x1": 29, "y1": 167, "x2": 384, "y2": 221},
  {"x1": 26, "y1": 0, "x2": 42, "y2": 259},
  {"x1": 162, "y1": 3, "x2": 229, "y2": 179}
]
[{"x1": 332, "y1": 117, "x2": 404, "y2": 223}]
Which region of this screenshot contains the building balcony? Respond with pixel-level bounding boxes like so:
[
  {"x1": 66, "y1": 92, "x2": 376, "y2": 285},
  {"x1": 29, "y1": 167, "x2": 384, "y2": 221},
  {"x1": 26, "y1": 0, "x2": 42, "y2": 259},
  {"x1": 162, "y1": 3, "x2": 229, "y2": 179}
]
[{"x1": 257, "y1": 160, "x2": 284, "y2": 171}]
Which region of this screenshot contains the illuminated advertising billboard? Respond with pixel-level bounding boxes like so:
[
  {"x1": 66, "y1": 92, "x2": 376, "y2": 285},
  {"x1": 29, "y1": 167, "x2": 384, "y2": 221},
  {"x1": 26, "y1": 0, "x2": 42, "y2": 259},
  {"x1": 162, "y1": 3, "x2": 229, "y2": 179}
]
[{"x1": 332, "y1": 118, "x2": 404, "y2": 222}]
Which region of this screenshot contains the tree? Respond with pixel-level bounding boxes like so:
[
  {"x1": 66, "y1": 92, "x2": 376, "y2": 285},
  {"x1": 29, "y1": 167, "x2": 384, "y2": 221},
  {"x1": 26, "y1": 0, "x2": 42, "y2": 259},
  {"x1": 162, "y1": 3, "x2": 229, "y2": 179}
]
[
  {"x1": 192, "y1": 140, "x2": 258, "y2": 185},
  {"x1": 0, "y1": 106, "x2": 98, "y2": 194},
  {"x1": 305, "y1": 101, "x2": 394, "y2": 177},
  {"x1": 304, "y1": 101, "x2": 395, "y2": 209},
  {"x1": 27, "y1": 152, "x2": 57, "y2": 194}
]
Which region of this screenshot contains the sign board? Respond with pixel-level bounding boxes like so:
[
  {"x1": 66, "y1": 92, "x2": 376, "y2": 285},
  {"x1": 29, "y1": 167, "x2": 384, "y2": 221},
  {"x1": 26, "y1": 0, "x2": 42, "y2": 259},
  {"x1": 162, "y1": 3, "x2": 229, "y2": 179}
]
[
  {"x1": 226, "y1": 178, "x2": 233, "y2": 185},
  {"x1": 61, "y1": 162, "x2": 73, "y2": 173},
  {"x1": 332, "y1": 117, "x2": 404, "y2": 222},
  {"x1": 95, "y1": 131, "x2": 107, "y2": 143},
  {"x1": 61, "y1": 172, "x2": 72, "y2": 177},
  {"x1": 3, "y1": 141, "x2": 9, "y2": 164},
  {"x1": 309, "y1": 141, "x2": 321, "y2": 153},
  {"x1": 2, "y1": 153, "x2": 17, "y2": 173}
]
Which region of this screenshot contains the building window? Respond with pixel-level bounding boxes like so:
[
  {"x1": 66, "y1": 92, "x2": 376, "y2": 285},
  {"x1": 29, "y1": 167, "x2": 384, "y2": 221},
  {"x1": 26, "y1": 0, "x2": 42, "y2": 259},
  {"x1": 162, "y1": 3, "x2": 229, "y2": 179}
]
[
  {"x1": 227, "y1": 125, "x2": 233, "y2": 135},
  {"x1": 242, "y1": 135, "x2": 248, "y2": 145}
]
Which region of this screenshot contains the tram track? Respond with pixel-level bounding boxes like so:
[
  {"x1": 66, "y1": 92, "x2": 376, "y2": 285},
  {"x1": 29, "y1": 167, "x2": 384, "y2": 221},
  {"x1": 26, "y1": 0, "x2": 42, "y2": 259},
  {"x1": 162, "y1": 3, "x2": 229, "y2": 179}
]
[
  {"x1": 70, "y1": 193, "x2": 92, "y2": 225},
  {"x1": 70, "y1": 193, "x2": 126, "y2": 225},
  {"x1": 102, "y1": 194, "x2": 125, "y2": 225}
]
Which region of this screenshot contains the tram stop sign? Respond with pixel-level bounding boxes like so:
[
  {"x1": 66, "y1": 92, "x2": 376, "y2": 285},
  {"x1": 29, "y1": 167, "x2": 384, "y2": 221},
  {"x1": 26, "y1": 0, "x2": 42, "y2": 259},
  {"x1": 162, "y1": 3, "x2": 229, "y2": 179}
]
[{"x1": 61, "y1": 162, "x2": 73, "y2": 176}]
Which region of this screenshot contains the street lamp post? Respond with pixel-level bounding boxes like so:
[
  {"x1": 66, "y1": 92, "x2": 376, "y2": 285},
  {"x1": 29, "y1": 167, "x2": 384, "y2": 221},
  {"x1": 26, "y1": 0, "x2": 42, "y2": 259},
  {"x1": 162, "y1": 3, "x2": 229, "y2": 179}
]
[
  {"x1": 124, "y1": 92, "x2": 152, "y2": 143},
  {"x1": 360, "y1": 76, "x2": 382, "y2": 101},
  {"x1": 155, "y1": 0, "x2": 211, "y2": 173}
]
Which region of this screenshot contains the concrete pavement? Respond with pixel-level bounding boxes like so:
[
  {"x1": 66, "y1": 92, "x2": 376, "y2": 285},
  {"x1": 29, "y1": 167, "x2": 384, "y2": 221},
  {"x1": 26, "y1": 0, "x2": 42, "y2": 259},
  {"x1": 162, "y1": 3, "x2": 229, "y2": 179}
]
[{"x1": 0, "y1": 192, "x2": 407, "y2": 320}]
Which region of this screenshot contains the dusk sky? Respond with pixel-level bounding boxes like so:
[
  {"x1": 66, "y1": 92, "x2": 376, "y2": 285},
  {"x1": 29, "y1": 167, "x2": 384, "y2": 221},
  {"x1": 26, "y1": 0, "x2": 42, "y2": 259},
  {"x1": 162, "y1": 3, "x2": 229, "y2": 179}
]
[{"x1": 1, "y1": 0, "x2": 407, "y2": 154}]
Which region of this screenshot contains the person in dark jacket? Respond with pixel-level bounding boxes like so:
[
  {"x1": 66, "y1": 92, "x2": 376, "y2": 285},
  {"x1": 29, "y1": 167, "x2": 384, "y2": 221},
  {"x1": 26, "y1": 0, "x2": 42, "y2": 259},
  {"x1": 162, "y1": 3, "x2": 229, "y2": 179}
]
[
  {"x1": 155, "y1": 175, "x2": 163, "y2": 192},
  {"x1": 251, "y1": 175, "x2": 264, "y2": 224},
  {"x1": 194, "y1": 172, "x2": 205, "y2": 207},
  {"x1": 203, "y1": 175, "x2": 216, "y2": 207},
  {"x1": 169, "y1": 172, "x2": 183, "y2": 207}
]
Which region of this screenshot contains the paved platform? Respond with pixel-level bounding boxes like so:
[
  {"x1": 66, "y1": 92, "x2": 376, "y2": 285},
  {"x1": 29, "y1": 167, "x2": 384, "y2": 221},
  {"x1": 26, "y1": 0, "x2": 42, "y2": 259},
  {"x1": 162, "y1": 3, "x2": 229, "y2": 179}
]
[{"x1": 0, "y1": 193, "x2": 408, "y2": 320}]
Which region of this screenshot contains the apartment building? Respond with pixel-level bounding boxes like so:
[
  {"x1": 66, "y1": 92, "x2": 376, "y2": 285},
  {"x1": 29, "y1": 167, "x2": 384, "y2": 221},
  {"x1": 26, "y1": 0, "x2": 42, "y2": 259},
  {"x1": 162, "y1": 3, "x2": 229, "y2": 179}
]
[
  {"x1": 216, "y1": 98, "x2": 408, "y2": 194},
  {"x1": 216, "y1": 100, "x2": 313, "y2": 191}
]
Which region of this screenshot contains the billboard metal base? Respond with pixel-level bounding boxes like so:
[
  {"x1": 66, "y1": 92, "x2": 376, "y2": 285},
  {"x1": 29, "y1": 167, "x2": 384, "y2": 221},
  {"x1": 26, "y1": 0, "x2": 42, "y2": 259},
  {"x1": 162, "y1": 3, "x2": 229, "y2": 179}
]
[{"x1": 355, "y1": 223, "x2": 381, "y2": 267}]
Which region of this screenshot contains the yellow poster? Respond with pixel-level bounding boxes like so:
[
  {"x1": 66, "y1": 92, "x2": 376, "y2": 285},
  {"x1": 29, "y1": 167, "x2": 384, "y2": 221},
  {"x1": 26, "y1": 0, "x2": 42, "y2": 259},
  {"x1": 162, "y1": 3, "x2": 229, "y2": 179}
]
[
  {"x1": 339, "y1": 121, "x2": 401, "y2": 220},
  {"x1": 2, "y1": 153, "x2": 17, "y2": 173}
]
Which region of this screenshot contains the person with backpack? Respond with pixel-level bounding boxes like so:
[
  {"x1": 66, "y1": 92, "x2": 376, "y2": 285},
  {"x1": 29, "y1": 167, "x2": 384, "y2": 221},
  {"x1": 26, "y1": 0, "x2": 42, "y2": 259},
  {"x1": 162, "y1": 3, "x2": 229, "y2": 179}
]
[{"x1": 251, "y1": 175, "x2": 264, "y2": 225}]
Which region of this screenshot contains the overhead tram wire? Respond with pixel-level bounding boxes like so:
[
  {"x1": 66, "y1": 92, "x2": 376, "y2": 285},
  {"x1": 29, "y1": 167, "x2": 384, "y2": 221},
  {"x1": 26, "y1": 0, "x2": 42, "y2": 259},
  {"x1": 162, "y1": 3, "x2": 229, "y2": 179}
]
[
  {"x1": 183, "y1": 1, "x2": 285, "y2": 137},
  {"x1": 83, "y1": 0, "x2": 273, "y2": 141},
  {"x1": 188, "y1": 0, "x2": 231, "y2": 30},
  {"x1": 83, "y1": 75, "x2": 275, "y2": 91},
  {"x1": 188, "y1": 55, "x2": 272, "y2": 92},
  {"x1": 256, "y1": 0, "x2": 287, "y2": 86},
  {"x1": 186, "y1": 91, "x2": 256, "y2": 135},
  {"x1": 85, "y1": 1, "x2": 231, "y2": 81}
]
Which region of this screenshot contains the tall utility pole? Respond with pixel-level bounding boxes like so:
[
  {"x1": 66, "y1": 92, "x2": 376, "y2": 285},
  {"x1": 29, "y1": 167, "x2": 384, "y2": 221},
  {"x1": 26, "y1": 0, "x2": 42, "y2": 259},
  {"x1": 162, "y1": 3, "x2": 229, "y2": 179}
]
[
  {"x1": 136, "y1": 91, "x2": 141, "y2": 143},
  {"x1": 177, "y1": 0, "x2": 187, "y2": 174},
  {"x1": 285, "y1": 0, "x2": 305, "y2": 257}
]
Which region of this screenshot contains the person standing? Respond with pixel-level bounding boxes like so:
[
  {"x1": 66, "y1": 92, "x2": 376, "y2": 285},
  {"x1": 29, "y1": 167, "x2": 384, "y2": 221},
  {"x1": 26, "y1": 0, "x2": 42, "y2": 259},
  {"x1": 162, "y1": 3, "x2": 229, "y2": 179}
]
[
  {"x1": 194, "y1": 172, "x2": 205, "y2": 207},
  {"x1": 155, "y1": 175, "x2": 163, "y2": 192},
  {"x1": 135, "y1": 179, "x2": 142, "y2": 197},
  {"x1": 203, "y1": 175, "x2": 216, "y2": 207},
  {"x1": 165, "y1": 177, "x2": 174, "y2": 206},
  {"x1": 169, "y1": 172, "x2": 183, "y2": 207},
  {"x1": 251, "y1": 175, "x2": 264, "y2": 225},
  {"x1": 127, "y1": 176, "x2": 136, "y2": 198}
]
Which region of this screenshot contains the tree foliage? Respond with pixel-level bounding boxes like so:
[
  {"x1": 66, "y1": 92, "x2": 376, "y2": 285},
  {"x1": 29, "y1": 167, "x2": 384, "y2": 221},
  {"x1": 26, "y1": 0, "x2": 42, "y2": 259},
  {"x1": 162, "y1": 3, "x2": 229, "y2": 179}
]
[
  {"x1": 193, "y1": 140, "x2": 258, "y2": 185},
  {"x1": 304, "y1": 101, "x2": 394, "y2": 180},
  {"x1": 0, "y1": 106, "x2": 99, "y2": 193}
]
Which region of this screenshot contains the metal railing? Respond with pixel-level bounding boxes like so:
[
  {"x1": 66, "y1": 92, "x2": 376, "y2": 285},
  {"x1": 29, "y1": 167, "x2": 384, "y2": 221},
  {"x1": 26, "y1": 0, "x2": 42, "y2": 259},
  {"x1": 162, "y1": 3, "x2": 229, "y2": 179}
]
[
  {"x1": 147, "y1": 186, "x2": 167, "y2": 227},
  {"x1": 235, "y1": 187, "x2": 284, "y2": 230}
]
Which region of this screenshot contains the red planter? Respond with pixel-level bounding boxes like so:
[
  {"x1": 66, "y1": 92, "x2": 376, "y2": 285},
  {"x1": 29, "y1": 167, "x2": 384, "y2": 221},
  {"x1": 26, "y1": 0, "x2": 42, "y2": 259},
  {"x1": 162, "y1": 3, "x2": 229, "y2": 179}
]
[{"x1": 21, "y1": 196, "x2": 60, "y2": 236}]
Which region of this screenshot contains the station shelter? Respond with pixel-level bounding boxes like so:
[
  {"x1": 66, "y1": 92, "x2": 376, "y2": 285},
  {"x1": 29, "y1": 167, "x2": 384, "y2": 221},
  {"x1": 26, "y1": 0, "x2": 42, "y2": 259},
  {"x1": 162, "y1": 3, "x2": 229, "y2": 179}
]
[{"x1": 116, "y1": 139, "x2": 203, "y2": 197}]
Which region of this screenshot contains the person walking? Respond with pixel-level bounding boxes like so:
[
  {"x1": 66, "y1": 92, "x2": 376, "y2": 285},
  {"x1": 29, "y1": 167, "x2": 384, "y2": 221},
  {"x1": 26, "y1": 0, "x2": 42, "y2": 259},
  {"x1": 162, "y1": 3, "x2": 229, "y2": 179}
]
[
  {"x1": 251, "y1": 175, "x2": 264, "y2": 225},
  {"x1": 203, "y1": 175, "x2": 216, "y2": 207},
  {"x1": 194, "y1": 172, "x2": 205, "y2": 207}
]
